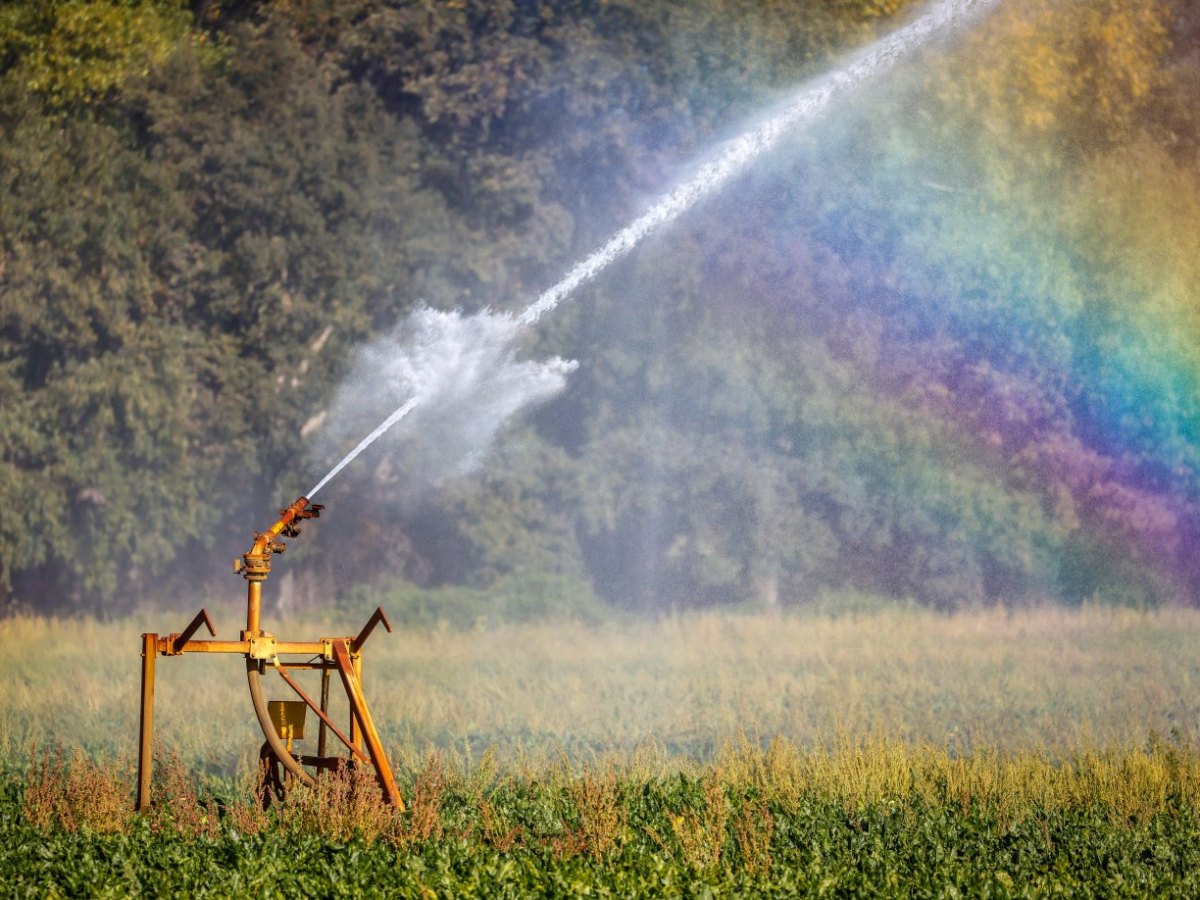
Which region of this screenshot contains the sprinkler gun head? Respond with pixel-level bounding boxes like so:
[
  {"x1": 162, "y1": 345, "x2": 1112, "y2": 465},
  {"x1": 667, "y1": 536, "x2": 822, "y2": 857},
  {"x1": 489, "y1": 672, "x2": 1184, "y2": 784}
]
[
  {"x1": 285, "y1": 499, "x2": 324, "y2": 521},
  {"x1": 281, "y1": 499, "x2": 323, "y2": 537},
  {"x1": 233, "y1": 496, "x2": 325, "y2": 580}
]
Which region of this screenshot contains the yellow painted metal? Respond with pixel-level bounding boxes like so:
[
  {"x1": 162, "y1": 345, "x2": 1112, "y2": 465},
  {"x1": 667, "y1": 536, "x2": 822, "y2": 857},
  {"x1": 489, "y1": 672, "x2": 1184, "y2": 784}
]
[
  {"x1": 318, "y1": 668, "x2": 331, "y2": 758},
  {"x1": 249, "y1": 635, "x2": 278, "y2": 660},
  {"x1": 136, "y1": 495, "x2": 405, "y2": 811},
  {"x1": 156, "y1": 639, "x2": 328, "y2": 656},
  {"x1": 246, "y1": 580, "x2": 263, "y2": 639},
  {"x1": 267, "y1": 700, "x2": 308, "y2": 741},
  {"x1": 135, "y1": 632, "x2": 156, "y2": 813},
  {"x1": 332, "y1": 640, "x2": 405, "y2": 811},
  {"x1": 349, "y1": 649, "x2": 362, "y2": 755},
  {"x1": 273, "y1": 662, "x2": 369, "y2": 763}
]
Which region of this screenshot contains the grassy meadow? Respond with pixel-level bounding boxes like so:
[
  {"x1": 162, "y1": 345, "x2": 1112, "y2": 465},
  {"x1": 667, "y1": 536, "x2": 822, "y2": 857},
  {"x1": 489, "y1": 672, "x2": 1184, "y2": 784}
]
[
  {"x1": 4, "y1": 605, "x2": 1200, "y2": 894},
  {"x1": 4, "y1": 603, "x2": 1199, "y2": 768}
]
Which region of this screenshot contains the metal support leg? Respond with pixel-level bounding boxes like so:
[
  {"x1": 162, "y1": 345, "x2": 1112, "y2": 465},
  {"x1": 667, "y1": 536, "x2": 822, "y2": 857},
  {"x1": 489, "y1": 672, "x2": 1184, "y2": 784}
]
[
  {"x1": 318, "y1": 667, "x2": 330, "y2": 759},
  {"x1": 332, "y1": 641, "x2": 404, "y2": 810},
  {"x1": 136, "y1": 632, "x2": 157, "y2": 812},
  {"x1": 348, "y1": 654, "x2": 362, "y2": 756}
]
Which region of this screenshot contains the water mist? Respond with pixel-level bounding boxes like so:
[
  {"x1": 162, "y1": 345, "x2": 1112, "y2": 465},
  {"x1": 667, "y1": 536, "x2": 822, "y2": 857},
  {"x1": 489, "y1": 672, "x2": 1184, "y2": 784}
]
[{"x1": 307, "y1": 0, "x2": 998, "y2": 499}]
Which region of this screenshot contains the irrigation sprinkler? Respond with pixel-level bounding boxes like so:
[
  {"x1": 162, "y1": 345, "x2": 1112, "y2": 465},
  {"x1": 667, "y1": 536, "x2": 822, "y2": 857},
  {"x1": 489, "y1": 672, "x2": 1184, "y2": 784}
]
[
  {"x1": 126, "y1": 0, "x2": 995, "y2": 821},
  {"x1": 135, "y1": 497, "x2": 404, "y2": 812}
]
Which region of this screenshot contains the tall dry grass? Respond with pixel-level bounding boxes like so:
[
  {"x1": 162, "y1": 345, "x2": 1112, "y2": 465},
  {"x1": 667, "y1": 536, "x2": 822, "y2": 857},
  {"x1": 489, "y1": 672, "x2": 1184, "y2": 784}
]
[
  {"x1": 4, "y1": 605, "x2": 1199, "y2": 774},
  {"x1": 23, "y1": 746, "x2": 133, "y2": 835},
  {"x1": 714, "y1": 731, "x2": 1200, "y2": 828}
]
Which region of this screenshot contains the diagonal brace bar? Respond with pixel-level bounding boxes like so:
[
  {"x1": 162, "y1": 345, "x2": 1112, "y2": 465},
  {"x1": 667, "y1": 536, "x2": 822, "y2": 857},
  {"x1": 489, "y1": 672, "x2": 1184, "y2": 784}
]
[
  {"x1": 272, "y1": 661, "x2": 369, "y2": 764},
  {"x1": 331, "y1": 640, "x2": 404, "y2": 810}
]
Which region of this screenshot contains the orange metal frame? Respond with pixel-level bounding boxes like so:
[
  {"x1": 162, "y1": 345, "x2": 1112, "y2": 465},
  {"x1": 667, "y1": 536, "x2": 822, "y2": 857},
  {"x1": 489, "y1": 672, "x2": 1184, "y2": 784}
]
[{"x1": 136, "y1": 497, "x2": 404, "y2": 812}]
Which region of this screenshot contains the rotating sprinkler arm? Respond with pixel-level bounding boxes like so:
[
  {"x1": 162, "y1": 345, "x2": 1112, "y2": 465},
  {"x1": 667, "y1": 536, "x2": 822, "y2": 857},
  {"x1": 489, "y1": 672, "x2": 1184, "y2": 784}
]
[
  {"x1": 247, "y1": 495, "x2": 323, "y2": 558},
  {"x1": 234, "y1": 496, "x2": 323, "y2": 637}
]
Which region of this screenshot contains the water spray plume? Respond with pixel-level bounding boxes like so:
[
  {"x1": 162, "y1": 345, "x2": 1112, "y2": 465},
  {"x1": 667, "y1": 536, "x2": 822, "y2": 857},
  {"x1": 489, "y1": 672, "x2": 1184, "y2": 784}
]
[
  {"x1": 307, "y1": 309, "x2": 575, "y2": 501},
  {"x1": 306, "y1": 0, "x2": 997, "y2": 498}
]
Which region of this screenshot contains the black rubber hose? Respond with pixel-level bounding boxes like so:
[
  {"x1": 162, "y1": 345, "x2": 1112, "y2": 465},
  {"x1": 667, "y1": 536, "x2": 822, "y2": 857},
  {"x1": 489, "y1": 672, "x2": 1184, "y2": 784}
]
[{"x1": 246, "y1": 658, "x2": 316, "y2": 788}]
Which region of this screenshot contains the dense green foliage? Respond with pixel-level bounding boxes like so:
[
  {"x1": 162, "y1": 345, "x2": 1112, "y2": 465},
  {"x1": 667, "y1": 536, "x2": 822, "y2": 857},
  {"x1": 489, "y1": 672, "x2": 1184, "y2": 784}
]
[
  {"x1": 6, "y1": 759, "x2": 1200, "y2": 896},
  {"x1": 9, "y1": 606, "x2": 1200, "y2": 893},
  {"x1": 3, "y1": 0, "x2": 1199, "y2": 615}
]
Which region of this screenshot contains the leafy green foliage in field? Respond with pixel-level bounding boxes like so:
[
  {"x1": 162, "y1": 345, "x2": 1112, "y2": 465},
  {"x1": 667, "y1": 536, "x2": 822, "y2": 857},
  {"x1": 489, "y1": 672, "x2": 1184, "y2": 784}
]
[
  {"x1": 7, "y1": 738, "x2": 1200, "y2": 896},
  {"x1": 7, "y1": 607, "x2": 1200, "y2": 891}
]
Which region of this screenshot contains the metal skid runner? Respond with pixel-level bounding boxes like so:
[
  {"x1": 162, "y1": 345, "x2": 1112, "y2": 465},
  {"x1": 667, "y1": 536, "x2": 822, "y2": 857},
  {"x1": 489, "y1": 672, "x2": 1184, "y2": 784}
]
[{"x1": 136, "y1": 497, "x2": 404, "y2": 812}]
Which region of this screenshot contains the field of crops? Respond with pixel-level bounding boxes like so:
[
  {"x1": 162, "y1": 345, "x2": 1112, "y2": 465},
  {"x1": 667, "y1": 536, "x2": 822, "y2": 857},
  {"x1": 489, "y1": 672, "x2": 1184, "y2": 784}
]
[{"x1": 4, "y1": 605, "x2": 1200, "y2": 894}]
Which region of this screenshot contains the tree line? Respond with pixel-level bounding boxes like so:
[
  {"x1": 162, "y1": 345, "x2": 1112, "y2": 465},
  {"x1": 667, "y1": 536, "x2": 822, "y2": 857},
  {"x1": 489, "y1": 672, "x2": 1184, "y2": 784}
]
[{"x1": 2, "y1": 0, "x2": 1198, "y2": 617}]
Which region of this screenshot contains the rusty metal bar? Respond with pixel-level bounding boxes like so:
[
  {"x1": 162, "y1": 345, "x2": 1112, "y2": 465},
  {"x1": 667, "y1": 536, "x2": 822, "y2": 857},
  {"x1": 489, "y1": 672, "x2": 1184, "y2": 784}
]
[
  {"x1": 298, "y1": 755, "x2": 349, "y2": 771},
  {"x1": 156, "y1": 639, "x2": 330, "y2": 655},
  {"x1": 260, "y1": 660, "x2": 335, "y2": 670},
  {"x1": 273, "y1": 663, "x2": 369, "y2": 763},
  {"x1": 349, "y1": 652, "x2": 362, "y2": 754},
  {"x1": 332, "y1": 641, "x2": 404, "y2": 810},
  {"x1": 352, "y1": 652, "x2": 365, "y2": 755},
  {"x1": 169, "y1": 608, "x2": 216, "y2": 656},
  {"x1": 246, "y1": 580, "x2": 263, "y2": 638},
  {"x1": 158, "y1": 638, "x2": 249, "y2": 654},
  {"x1": 135, "y1": 632, "x2": 157, "y2": 812},
  {"x1": 318, "y1": 667, "x2": 330, "y2": 759},
  {"x1": 350, "y1": 606, "x2": 392, "y2": 654}
]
